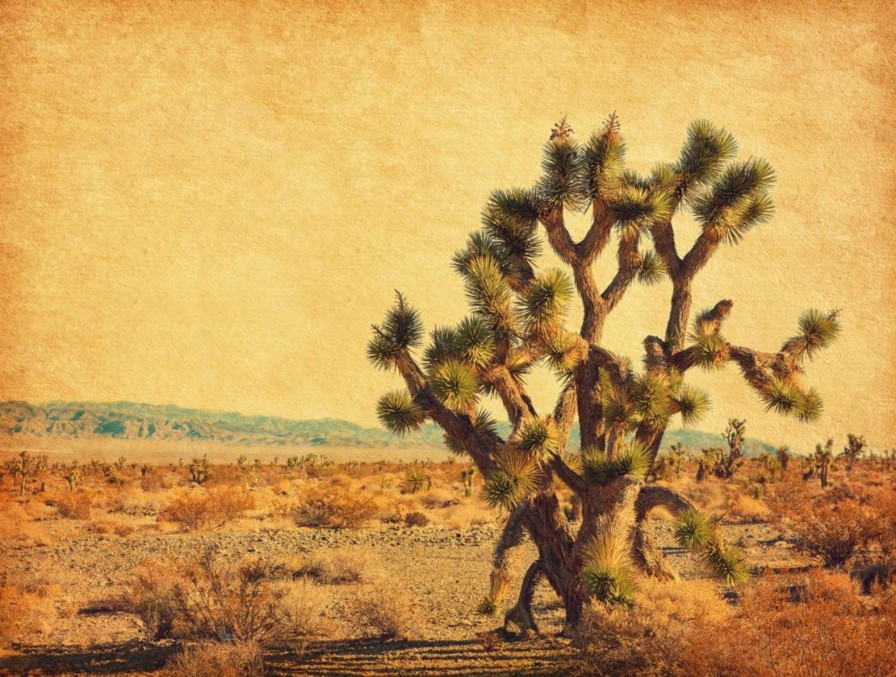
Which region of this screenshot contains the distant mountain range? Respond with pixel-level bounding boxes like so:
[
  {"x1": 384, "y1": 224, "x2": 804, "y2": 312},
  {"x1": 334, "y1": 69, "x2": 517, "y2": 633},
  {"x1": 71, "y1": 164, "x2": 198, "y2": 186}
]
[{"x1": 0, "y1": 400, "x2": 776, "y2": 456}]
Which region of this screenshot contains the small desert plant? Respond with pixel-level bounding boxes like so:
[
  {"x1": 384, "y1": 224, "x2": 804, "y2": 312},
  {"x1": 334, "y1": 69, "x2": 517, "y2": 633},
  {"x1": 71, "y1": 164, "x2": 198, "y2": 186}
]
[
  {"x1": 163, "y1": 641, "x2": 265, "y2": 677},
  {"x1": 792, "y1": 500, "x2": 878, "y2": 568},
  {"x1": 402, "y1": 470, "x2": 431, "y2": 494},
  {"x1": 348, "y1": 588, "x2": 416, "y2": 640},
  {"x1": 293, "y1": 488, "x2": 377, "y2": 529},
  {"x1": 404, "y1": 511, "x2": 429, "y2": 527},
  {"x1": 673, "y1": 509, "x2": 750, "y2": 585},
  {"x1": 290, "y1": 548, "x2": 375, "y2": 584},
  {"x1": 129, "y1": 550, "x2": 299, "y2": 643},
  {"x1": 188, "y1": 455, "x2": 211, "y2": 485},
  {"x1": 160, "y1": 486, "x2": 255, "y2": 531},
  {"x1": 55, "y1": 491, "x2": 92, "y2": 520}
]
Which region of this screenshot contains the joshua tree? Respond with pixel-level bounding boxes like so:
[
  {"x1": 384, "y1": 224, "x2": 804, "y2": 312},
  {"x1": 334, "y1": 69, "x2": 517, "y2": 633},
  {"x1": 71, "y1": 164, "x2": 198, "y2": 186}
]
[
  {"x1": 775, "y1": 445, "x2": 791, "y2": 474},
  {"x1": 704, "y1": 418, "x2": 747, "y2": 479},
  {"x1": 809, "y1": 438, "x2": 836, "y2": 488},
  {"x1": 4, "y1": 450, "x2": 48, "y2": 496},
  {"x1": 368, "y1": 116, "x2": 840, "y2": 634},
  {"x1": 840, "y1": 433, "x2": 866, "y2": 471},
  {"x1": 188, "y1": 454, "x2": 211, "y2": 485}
]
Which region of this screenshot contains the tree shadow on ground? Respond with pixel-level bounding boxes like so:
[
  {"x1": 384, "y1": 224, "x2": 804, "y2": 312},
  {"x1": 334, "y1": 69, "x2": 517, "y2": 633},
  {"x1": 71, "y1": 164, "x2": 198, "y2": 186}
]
[
  {"x1": 1, "y1": 637, "x2": 576, "y2": 676},
  {"x1": 0, "y1": 640, "x2": 178, "y2": 675}
]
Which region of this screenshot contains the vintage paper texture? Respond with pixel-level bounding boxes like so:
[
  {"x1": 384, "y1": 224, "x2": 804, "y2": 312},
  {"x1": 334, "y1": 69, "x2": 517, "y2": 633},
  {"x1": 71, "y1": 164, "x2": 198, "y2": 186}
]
[{"x1": 1, "y1": 0, "x2": 894, "y2": 450}]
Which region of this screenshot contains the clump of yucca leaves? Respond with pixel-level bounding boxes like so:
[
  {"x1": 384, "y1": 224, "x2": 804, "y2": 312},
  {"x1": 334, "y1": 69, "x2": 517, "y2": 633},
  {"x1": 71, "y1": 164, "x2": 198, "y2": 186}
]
[
  {"x1": 674, "y1": 509, "x2": 750, "y2": 586},
  {"x1": 581, "y1": 442, "x2": 651, "y2": 485},
  {"x1": 582, "y1": 517, "x2": 637, "y2": 607}
]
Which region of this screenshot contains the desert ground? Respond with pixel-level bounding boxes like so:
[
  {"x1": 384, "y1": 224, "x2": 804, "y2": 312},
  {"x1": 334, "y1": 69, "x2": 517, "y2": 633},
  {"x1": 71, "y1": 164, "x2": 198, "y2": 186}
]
[{"x1": 1, "y1": 445, "x2": 895, "y2": 677}]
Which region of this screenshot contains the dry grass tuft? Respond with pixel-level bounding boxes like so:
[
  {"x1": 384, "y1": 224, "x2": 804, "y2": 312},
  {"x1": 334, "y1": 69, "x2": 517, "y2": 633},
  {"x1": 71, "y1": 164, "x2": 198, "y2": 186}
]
[
  {"x1": 348, "y1": 587, "x2": 418, "y2": 640},
  {"x1": 163, "y1": 641, "x2": 265, "y2": 677}
]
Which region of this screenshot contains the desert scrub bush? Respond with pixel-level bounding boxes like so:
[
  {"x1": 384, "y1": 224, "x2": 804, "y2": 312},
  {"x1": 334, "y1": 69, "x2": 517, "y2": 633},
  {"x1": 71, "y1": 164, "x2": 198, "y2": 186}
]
[
  {"x1": 682, "y1": 571, "x2": 896, "y2": 677},
  {"x1": 129, "y1": 550, "x2": 317, "y2": 643},
  {"x1": 348, "y1": 587, "x2": 417, "y2": 640},
  {"x1": 791, "y1": 500, "x2": 879, "y2": 568},
  {"x1": 159, "y1": 486, "x2": 255, "y2": 531},
  {"x1": 163, "y1": 641, "x2": 265, "y2": 677},
  {"x1": 293, "y1": 487, "x2": 377, "y2": 528},
  {"x1": 54, "y1": 490, "x2": 92, "y2": 520},
  {"x1": 404, "y1": 510, "x2": 430, "y2": 527},
  {"x1": 288, "y1": 547, "x2": 378, "y2": 584},
  {"x1": 575, "y1": 579, "x2": 731, "y2": 676}
]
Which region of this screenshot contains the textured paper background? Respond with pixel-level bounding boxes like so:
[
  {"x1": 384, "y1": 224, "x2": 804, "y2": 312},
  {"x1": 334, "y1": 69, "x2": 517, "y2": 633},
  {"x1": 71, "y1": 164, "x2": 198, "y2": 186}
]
[{"x1": 1, "y1": 0, "x2": 894, "y2": 450}]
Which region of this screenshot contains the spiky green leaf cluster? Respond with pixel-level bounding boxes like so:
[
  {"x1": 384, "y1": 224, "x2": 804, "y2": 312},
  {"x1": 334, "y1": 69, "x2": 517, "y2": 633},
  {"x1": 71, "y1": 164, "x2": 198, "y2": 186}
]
[
  {"x1": 673, "y1": 385, "x2": 711, "y2": 426},
  {"x1": 582, "y1": 517, "x2": 636, "y2": 606},
  {"x1": 495, "y1": 448, "x2": 540, "y2": 495},
  {"x1": 632, "y1": 372, "x2": 673, "y2": 428},
  {"x1": 673, "y1": 509, "x2": 750, "y2": 586},
  {"x1": 602, "y1": 386, "x2": 637, "y2": 434},
  {"x1": 674, "y1": 509, "x2": 713, "y2": 550},
  {"x1": 783, "y1": 309, "x2": 842, "y2": 361},
  {"x1": 687, "y1": 309, "x2": 730, "y2": 370},
  {"x1": 376, "y1": 391, "x2": 426, "y2": 435},
  {"x1": 607, "y1": 183, "x2": 674, "y2": 236},
  {"x1": 579, "y1": 116, "x2": 626, "y2": 200},
  {"x1": 700, "y1": 540, "x2": 750, "y2": 586},
  {"x1": 760, "y1": 379, "x2": 823, "y2": 423},
  {"x1": 537, "y1": 138, "x2": 588, "y2": 210},
  {"x1": 637, "y1": 250, "x2": 667, "y2": 285},
  {"x1": 456, "y1": 253, "x2": 518, "y2": 338},
  {"x1": 543, "y1": 331, "x2": 581, "y2": 374},
  {"x1": 517, "y1": 418, "x2": 559, "y2": 458},
  {"x1": 423, "y1": 326, "x2": 461, "y2": 371},
  {"x1": 694, "y1": 158, "x2": 776, "y2": 245},
  {"x1": 582, "y1": 442, "x2": 651, "y2": 485},
  {"x1": 429, "y1": 359, "x2": 479, "y2": 410},
  {"x1": 481, "y1": 471, "x2": 519, "y2": 510},
  {"x1": 481, "y1": 189, "x2": 541, "y2": 263},
  {"x1": 455, "y1": 316, "x2": 496, "y2": 368},
  {"x1": 519, "y1": 268, "x2": 574, "y2": 334},
  {"x1": 366, "y1": 293, "x2": 425, "y2": 370},
  {"x1": 675, "y1": 119, "x2": 739, "y2": 197}
]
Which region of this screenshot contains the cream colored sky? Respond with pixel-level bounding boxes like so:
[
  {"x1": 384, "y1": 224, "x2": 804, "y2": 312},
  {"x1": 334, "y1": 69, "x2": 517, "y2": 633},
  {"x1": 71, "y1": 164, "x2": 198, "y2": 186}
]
[{"x1": 1, "y1": 0, "x2": 894, "y2": 450}]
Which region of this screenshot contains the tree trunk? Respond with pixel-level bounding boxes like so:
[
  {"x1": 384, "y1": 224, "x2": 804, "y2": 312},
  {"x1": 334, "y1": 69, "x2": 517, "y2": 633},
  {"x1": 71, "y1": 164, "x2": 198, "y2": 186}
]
[{"x1": 501, "y1": 480, "x2": 693, "y2": 636}]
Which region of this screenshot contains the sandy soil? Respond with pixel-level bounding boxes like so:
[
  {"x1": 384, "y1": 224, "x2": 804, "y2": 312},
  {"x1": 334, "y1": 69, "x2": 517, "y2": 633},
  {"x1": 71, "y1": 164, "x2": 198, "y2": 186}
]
[{"x1": 0, "y1": 512, "x2": 801, "y2": 676}]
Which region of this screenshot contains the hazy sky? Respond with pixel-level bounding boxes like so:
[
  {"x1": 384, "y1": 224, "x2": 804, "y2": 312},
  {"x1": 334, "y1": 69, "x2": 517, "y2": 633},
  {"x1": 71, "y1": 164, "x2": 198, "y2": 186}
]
[{"x1": 1, "y1": 0, "x2": 894, "y2": 450}]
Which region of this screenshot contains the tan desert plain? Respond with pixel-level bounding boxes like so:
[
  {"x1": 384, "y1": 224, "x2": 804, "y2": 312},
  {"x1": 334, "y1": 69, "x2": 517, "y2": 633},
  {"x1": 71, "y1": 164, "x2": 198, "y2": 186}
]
[{"x1": 1, "y1": 2, "x2": 895, "y2": 676}]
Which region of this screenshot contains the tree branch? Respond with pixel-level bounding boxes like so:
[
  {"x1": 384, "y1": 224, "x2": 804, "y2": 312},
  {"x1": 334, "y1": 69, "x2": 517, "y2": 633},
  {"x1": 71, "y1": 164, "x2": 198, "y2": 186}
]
[{"x1": 538, "y1": 204, "x2": 578, "y2": 265}]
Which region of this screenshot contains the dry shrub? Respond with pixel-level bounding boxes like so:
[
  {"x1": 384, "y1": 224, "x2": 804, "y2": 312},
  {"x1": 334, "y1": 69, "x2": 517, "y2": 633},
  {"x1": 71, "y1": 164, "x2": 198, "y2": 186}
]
[
  {"x1": 419, "y1": 488, "x2": 457, "y2": 509},
  {"x1": 280, "y1": 577, "x2": 331, "y2": 638},
  {"x1": 163, "y1": 641, "x2": 265, "y2": 677},
  {"x1": 160, "y1": 486, "x2": 255, "y2": 531},
  {"x1": 0, "y1": 569, "x2": 58, "y2": 645},
  {"x1": 128, "y1": 550, "x2": 316, "y2": 643},
  {"x1": 575, "y1": 579, "x2": 731, "y2": 676},
  {"x1": 727, "y1": 494, "x2": 771, "y2": 523},
  {"x1": 293, "y1": 487, "x2": 378, "y2": 529},
  {"x1": 441, "y1": 502, "x2": 493, "y2": 530},
  {"x1": 576, "y1": 573, "x2": 896, "y2": 677},
  {"x1": 404, "y1": 511, "x2": 430, "y2": 527},
  {"x1": 348, "y1": 587, "x2": 417, "y2": 640},
  {"x1": 290, "y1": 547, "x2": 378, "y2": 584},
  {"x1": 140, "y1": 469, "x2": 181, "y2": 492},
  {"x1": 55, "y1": 491, "x2": 92, "y2": 519},
  {"x1": 0, "y1": 501, "x2": 53, "y2": 547},
  {"x1": 791, "y1": 499, "x2": 879, "y2": 568},
  {"x1": 87, "y1": 520, "x2": 135, "y2": 537},
  {"x1": 683, "y1": 572, "x2": 896, "y2": 677}
]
